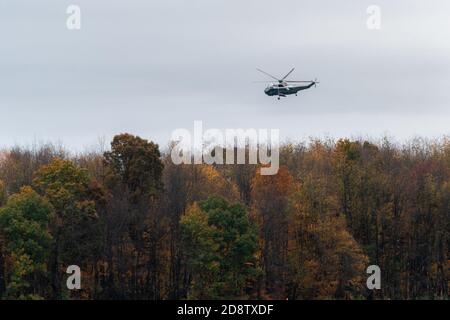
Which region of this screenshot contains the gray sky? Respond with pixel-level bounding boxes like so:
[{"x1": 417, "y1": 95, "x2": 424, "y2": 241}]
[{"x1": 1, "y1": 0, "x2": 449, "y2": 150}]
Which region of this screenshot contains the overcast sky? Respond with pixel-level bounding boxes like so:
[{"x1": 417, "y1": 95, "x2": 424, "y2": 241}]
[{"x1": 0, "y1": 0, "x2": 449, "y2": 150}]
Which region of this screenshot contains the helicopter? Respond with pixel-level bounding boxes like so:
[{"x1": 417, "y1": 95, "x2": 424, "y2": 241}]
[{"x1": 256, "y1": 68, "x2": 319, "y2": 100}]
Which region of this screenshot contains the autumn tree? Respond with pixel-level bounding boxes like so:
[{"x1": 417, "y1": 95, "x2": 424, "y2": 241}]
[
  {"x1": 0, "y1": 187, "x2": 53, "y2": 299},
  {"x1": 162, "y1": 148, "x2": 240, "y2": 299},
  {"x1": 0, "y1": 180, "x2": 6, "y2": 207},
  {"x1": 0, "y1": 144, "x2": 66, "y2": 195},
  {"x1": 0, "y1": 250, "x2": 6, "y2": 298},
  {"x1": 251, "y1": 166, "x2": 293, "y2": 298},
  {"x1": 0, "y1": 136, "x2": 448, "y2": 300},
  {"x1": 181, "y1": 197, "x2": 258, "y2": 299},
  {"x1": 287, "y1": 180, "x2": 368, "y2": 299},
  {"x1": 33, "y1": 158, "x2": 101, "y2": 299},
  {"x1": 0, "y1": 180, "x2": 7, "y2": 297},
  {"x1": 103, "y1": 134, "x2": 164, "y2": 299}
]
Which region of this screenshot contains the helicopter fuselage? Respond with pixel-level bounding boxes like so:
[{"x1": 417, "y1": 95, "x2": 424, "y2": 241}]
[{"x1": 264, "y1": 82, "x2": 315, "y2": 97}]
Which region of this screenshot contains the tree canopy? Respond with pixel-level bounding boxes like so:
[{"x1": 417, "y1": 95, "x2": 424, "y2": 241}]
[{"x1": 0, "y1": 135, "x2": 448, "y2": 300}]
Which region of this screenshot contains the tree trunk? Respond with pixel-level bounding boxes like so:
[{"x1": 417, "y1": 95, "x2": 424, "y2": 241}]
[{"x1": 51, "y1": 235, "x2": 61, "y2": 300}]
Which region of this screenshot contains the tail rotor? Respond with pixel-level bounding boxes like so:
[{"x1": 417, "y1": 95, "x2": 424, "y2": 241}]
[{"x1": 313, "y1": 78, "x2": 320, "y2": 88}]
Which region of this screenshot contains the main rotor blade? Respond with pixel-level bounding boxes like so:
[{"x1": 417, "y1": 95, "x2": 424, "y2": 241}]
[
  {"x1": 281, "y1": 68, "x2": 295, "y2": 80},
  {"x1": 256, "y1": 68, "x2": 280, "y2": 81},
  {"x1": 285, "y1": 80, "x2": 314, "y2": 83}
]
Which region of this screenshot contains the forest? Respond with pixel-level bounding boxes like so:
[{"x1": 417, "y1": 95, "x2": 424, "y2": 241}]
[{"x1": 0, "y1": 133, "x2": 448, "y2": 300}]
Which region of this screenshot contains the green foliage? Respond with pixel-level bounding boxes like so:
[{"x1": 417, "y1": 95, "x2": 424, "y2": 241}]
[
  {"x1": 0, "y1": 187, "x2": 53, "y2": 299},
  {"x1": 32, "y1": 158, "x2": 92, "y2": 213},
  {"x1": 181, "y1": 197, "x2": 258, "y2": 299},
  {"x1": 104, "y1": 134, "x2": 164, "y2": 200},
  {"x1": 180, "y1": 203, "x2": 219, "y2": 298},
  {"x1": 0, "y1": 136, "x2": 448, "y2": 300},
  {"x1": 33, "y1": 158, "x2": 101, "y2": 266},
  {"x1": 101, "y1": 134, "x2": 165, "y2": 299}
]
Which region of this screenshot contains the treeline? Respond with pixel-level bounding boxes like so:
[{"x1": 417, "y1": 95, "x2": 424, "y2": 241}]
[{"x1": 0, "y1": 134, "x2": 449, "y2": 300}]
